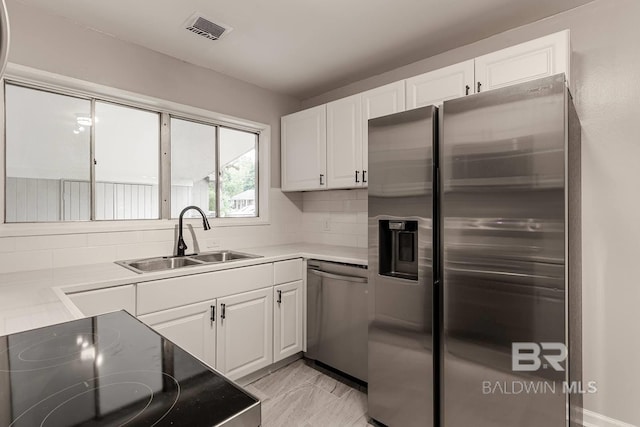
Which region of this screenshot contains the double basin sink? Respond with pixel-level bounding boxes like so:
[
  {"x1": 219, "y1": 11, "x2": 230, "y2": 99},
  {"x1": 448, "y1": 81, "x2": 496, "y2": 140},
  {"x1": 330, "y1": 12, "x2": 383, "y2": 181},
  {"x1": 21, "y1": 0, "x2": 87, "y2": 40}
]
[{"x1": 116, "y1": 250, "x2": 261, "y2": 274}]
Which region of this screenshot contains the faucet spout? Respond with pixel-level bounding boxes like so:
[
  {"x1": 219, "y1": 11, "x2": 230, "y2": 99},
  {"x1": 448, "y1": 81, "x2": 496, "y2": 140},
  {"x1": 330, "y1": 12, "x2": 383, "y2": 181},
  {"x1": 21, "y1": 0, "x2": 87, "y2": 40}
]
[{"x1": 177, "y1": 206, "x2": 211, "y2": 257}]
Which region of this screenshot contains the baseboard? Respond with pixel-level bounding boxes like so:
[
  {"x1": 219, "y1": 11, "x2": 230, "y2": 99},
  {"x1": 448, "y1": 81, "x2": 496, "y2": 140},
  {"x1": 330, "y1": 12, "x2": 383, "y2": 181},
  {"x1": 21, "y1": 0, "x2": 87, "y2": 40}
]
[
  {"x1": 235, "y1": 352, "x2": 303, "y2": 386},
  {"x1": 582, "y1": 409, "x2": 638, "y2": 427}
]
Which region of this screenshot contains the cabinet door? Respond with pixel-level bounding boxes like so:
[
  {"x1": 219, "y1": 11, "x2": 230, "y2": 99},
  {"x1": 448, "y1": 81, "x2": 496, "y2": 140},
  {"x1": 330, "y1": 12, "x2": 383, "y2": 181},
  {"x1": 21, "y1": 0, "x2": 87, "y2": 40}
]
[
  {"x1": 281, "y1": 105, "x2": 327, "y2": 191},
  {"x1": 138, "y1": 299, "x2": 217, "y2": 368},
  {"x1": 326, "y1": 94, "x2": 363, "y2": 189},
  {"x1": 406, "y1": 60, "x2": 475, "y2": 109},
  {"x1": 216, "y1": 288, "x2": 273, "y2": 380},
  {"x1": 474, "y1": 30, "x2": 570, "y2": 93},
  {"x1": 361, "y1": 81, "x2": 406, "y2": 188},
  {"x1": 273, "y1": 281, "x2": 304, "y2": 362},
  {"x1": 68, "y1": 284, "x2": 136, "y2": 317}
]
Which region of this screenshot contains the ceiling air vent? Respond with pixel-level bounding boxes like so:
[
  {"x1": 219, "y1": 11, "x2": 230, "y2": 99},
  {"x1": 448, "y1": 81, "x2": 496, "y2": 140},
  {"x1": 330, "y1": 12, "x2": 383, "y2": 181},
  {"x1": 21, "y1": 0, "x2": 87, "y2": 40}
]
[{"x1": 185, "y1": 14, "x2": 232, "y2": 41}]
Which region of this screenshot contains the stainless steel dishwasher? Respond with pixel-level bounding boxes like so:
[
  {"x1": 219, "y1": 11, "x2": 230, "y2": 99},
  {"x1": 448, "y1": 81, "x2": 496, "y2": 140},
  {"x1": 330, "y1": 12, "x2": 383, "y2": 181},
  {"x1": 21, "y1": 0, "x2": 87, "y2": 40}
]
[{"x1": 306, "y1": 259, "x2": 368, "y2": 382}]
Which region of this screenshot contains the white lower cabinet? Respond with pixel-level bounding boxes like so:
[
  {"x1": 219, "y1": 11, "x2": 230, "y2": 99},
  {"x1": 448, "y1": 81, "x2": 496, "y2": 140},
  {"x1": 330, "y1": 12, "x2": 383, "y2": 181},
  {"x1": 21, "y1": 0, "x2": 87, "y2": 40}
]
[
  {"x1": 67, "y1": 284, "x2": 136, "y2": 317},
  {"x1": 273, "y1": 280, "x2": 304, "y2": 362},
  {"x1": 128, "y1": 261, "x2": 305, "y2": 382},
  {"x1": 216, "y1": 287, "x2": 273, "y2": 380},
  {"x1": 138, "y1": 299, "x2": 217, "y2": 368}
]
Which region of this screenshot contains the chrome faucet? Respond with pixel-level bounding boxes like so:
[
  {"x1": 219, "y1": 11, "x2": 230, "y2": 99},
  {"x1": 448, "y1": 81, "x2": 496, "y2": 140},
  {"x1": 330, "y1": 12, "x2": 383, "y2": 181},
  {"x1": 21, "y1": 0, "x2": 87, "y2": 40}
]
[{"x1": 176, "y1": 206, "x2": 211, "y2": 257}]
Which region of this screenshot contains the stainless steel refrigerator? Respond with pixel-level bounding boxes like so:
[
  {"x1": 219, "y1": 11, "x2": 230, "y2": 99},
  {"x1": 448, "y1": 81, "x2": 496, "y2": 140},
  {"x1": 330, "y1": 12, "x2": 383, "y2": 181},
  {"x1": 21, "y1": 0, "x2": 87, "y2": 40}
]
[
  {"x1": 368, "y1": 105, "x2": 438, "y2": 427},
  {"x1": 441, "y1": 74, "x2": 581, "y2": 427},
  {"x1": 367, "y1": 74, "x2": 581, "y2": 427}
]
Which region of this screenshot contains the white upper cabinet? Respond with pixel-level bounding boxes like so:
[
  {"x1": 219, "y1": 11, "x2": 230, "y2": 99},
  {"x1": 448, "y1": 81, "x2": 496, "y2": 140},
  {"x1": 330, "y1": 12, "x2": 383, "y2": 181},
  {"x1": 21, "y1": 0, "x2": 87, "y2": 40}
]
[
  {"x1": 406, "y1": 60, "x2": 475, "y2": 109},
  {"x1": 281, "y1": 105, "x2": 327, "y2": 191},
  {"x1": 361, "y1": 80, "x2": 406, "y2": 188},
  {"x1": 326, "y1": 94, "x2": 363, "y2": 189},
  {"x1": 361, "y1": 80, "x2": 406, "y2": 121},
  {"x1": 281, "y1": 31, "x2": 570, "y2": 192},
  {"x1": 474, "y1": 30, "x2": 570, "y2": 93}
]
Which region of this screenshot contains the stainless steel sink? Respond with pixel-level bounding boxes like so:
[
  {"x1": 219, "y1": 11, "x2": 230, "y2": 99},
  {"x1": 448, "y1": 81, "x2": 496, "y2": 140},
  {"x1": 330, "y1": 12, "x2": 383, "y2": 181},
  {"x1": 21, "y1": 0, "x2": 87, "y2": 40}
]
[
  {"x1": 190, "y1": 250, "x2": 258, "y2": 263},
  {"x1": 116, "y1": 250, "x2": 261, "y2": 274}
]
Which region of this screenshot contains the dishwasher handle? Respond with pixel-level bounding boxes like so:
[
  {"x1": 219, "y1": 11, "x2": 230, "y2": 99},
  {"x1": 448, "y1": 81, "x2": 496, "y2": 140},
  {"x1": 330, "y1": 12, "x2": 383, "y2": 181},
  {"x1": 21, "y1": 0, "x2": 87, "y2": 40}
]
[{"x1": 308, "y1": 268, "x2": 368, "y2": 283}]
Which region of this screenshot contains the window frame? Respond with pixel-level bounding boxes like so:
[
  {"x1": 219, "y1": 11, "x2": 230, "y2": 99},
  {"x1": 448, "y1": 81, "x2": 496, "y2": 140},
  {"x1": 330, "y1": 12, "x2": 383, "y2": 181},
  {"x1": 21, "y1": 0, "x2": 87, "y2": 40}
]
[{"x1": 0, "y1": 63, "x2": 271, "y2": 237}]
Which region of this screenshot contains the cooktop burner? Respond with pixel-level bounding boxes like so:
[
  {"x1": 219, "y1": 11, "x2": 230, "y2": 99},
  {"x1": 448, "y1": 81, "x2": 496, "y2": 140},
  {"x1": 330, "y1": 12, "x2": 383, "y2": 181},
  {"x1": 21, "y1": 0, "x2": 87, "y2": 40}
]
[{"x1": 0, "y1": 311, "x2": 259, "y2": 427}]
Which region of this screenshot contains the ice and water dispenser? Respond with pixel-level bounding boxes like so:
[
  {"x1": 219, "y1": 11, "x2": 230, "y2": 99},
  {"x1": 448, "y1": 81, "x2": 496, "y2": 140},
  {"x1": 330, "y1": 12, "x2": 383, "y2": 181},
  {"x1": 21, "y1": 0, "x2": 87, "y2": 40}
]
[{"x1": 379, "y1": 220, "x2": 419, "y2": 281}]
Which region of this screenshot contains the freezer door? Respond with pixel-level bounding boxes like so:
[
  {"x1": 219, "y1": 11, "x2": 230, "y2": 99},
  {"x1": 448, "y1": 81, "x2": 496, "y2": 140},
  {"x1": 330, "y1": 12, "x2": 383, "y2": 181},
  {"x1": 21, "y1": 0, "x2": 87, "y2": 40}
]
[
  {"x1": 442, "y1": 74, "x2": 568, "y2": 427},
  {"x1": 368, "y1": 106, "x2": 437, "y2": 427}
]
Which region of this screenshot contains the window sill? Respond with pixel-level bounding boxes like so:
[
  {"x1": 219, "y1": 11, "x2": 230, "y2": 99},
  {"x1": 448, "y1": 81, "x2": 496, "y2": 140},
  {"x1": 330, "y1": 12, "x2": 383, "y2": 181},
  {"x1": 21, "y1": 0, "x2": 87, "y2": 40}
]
[{"x1": 0, "y1": 216, "x2": 270, "y2": 238}]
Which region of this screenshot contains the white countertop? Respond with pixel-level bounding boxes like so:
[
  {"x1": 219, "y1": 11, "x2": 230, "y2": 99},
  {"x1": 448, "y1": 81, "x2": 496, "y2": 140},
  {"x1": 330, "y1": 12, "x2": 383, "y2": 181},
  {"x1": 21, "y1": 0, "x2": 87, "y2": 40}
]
[{"x1": 0, "y1": 243, "x2": 367, "y2": 337}]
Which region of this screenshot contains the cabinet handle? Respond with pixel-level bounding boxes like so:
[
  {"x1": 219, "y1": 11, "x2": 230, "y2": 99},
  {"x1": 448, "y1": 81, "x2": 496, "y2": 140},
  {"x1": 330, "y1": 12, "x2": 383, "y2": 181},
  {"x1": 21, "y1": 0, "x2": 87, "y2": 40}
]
[
  {"x1": 221, "y1": 303, "x2": 226, "y2": 320},
  {"x1": 355, "y1": 170, "x2": 360, "y2": 183},
  {"x1": 362, "y1": 170, "x2": 367, "y2": 183},
  {"x1": 477, "y1": 82, "x2": 482, "y2": 93},
  {"x1": 210, "y1": 305, "x2": 216, "y2": 325},
  {"x1": 465, "y1": 85, "x2": 470, "y2": 96},
  {"x1": 319, "y1": 174, "x2": 324, "y2": 185},
  {"x1": 277, "y1": 290, "x2": 282, "y2": 305}
]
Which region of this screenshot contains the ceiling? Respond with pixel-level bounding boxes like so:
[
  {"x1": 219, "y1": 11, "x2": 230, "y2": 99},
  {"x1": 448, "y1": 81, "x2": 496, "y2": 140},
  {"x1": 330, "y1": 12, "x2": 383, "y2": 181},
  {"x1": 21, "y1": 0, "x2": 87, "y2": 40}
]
[{"x1": 15, "y1": 0, "x2": 594, "y2": 99}]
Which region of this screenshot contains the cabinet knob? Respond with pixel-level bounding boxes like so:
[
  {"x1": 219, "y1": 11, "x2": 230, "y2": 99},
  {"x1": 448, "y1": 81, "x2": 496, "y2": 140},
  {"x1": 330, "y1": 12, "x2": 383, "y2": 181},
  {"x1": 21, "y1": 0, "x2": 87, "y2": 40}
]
[
  {"x1": 477, "y1": 82, "x2": 482, "y2": 93},
  {"x1": 355, "y1": 170, "x2": 360, "y2": 183},
  {"x1": 210, "y1": 305, "x2": 216, "y2": 325},
  {"x1": 465, "y1": 85, "x2": 470, "y2": 96},
  {"x1": 277, "y1": 290, "x2": 282, "y2": 305},
  {"x1": 362, "y1": 170, "x2": 367, "y2": 183},
  {"x1": 319, "y1": 174, "x2": 325, "y2": 185},
  {"x1": 221, "y1": 303, "x2": 226, "y2": 320}
]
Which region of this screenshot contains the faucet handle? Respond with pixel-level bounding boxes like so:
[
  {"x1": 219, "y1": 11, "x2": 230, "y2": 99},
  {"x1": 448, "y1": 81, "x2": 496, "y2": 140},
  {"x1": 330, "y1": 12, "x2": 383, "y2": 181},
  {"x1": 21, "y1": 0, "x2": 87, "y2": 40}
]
[{"x1": 177, "y1": 237, "x2": 188, "y2": 256}]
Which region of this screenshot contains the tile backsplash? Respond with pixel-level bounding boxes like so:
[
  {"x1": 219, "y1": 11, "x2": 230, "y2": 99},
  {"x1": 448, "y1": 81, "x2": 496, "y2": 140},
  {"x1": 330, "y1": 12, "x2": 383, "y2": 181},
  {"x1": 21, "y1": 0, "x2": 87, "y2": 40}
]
[
  {"x1": 0, "y1": 189, "x2": 373, "y2": 274},
  {"x1": 301, "y1": 189, "x2": 368, "y2": 248},
  {"x1": 0, "y1": 189, "x2": 303, "y2": 274}
]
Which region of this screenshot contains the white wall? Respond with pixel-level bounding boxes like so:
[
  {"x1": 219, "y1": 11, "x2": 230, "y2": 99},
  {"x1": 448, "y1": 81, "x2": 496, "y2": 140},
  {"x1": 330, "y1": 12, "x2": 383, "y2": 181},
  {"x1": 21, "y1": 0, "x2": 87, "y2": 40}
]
[{"x1": 301, "y1": 0, "x2": 640, "y2": 424}]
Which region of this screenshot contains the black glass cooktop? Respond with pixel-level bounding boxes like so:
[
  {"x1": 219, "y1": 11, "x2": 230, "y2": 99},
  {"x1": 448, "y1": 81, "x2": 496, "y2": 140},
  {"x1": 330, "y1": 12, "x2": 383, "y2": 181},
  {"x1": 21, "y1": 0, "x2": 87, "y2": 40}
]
[{"x1": 0, "y1": 311, "x2": 259, "y2": 426}]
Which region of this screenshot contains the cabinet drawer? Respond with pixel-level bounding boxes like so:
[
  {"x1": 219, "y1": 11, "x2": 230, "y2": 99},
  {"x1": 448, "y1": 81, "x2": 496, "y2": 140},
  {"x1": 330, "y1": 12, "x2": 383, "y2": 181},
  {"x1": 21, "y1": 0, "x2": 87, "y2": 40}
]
[
  {"x1": 274, "y1": 259, "x2": 303, "y2": 284},
  {"x1": 137, "y1": 263, "x2": 274, "y2": 315},
  {"x1": 68, "y1": 284, "x2": 136, "y2": 317}
]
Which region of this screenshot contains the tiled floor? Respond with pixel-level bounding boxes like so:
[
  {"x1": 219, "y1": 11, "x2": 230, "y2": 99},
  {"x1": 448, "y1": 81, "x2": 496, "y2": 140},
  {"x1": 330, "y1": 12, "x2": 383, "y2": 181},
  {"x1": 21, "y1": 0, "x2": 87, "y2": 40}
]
[{"x1": 245, "y1": 359, "x2": 374, "y2": 427}]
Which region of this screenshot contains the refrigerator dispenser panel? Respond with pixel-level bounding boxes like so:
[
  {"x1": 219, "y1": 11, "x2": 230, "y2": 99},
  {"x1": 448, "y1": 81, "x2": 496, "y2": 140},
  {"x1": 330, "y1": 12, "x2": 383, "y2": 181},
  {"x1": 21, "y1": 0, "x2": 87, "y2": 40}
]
[{"x1": 379, "y1": 219, "x2": 419, "y2": 280}]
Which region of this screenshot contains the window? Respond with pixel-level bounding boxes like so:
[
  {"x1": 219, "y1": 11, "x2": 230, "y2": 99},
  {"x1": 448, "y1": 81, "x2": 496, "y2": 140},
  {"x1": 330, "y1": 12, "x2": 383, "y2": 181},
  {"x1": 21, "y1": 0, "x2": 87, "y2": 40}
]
[
  {"x1": 170, "y1": 120, "x2": 258, "y2": 218},
  {"x1": 5, "y1": 85, "x2": 92, "y2": 222},
  {"x1": 170, "y1": 118, "x2": 217, "y2": 218},
  {"x1": 3, "y1": 80, "x2": 267, "y2": 225},
  {"x1": 219, "y1": 127, "x2": 257, "y2": 218},
  {"x1": 94, "y1": 102, "x2": 160, "y2": 220}
]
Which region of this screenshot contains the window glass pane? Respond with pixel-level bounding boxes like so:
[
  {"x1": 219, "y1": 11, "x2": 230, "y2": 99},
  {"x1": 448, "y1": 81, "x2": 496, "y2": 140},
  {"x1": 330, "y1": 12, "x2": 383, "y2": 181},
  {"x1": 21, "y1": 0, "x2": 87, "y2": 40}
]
[
  {"x1": 170, "y1": 118, "x2": 217, "y2": 218},
  {"x1": 5, "y1": 84, "x2": 91, "y2": 222},
  {"x1": 219, "y1": 128, "x2": 258, "y2": 218},
  {"x1": 94, "y1": 102, "x2": 160, "y2": 220}
]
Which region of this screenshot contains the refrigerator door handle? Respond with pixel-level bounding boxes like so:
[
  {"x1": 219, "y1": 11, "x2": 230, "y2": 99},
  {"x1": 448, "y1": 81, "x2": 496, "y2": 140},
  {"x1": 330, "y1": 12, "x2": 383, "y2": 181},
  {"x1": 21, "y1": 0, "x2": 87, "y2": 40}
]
[{"x1": 308, "y1": 269, "x2": 368, "y2": 283}]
